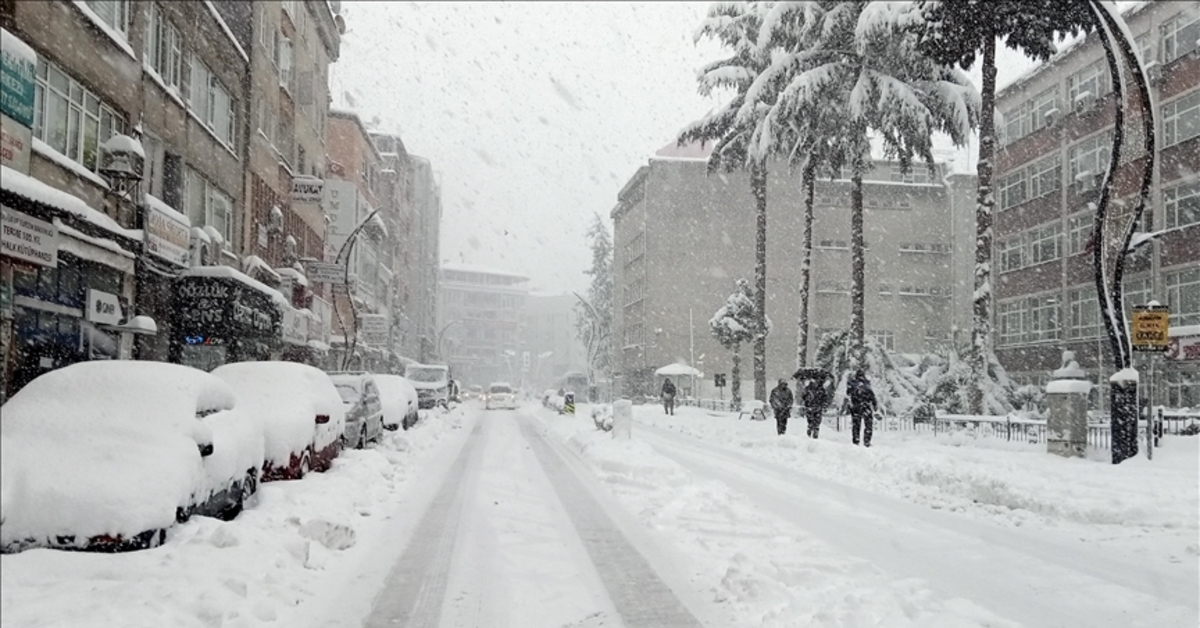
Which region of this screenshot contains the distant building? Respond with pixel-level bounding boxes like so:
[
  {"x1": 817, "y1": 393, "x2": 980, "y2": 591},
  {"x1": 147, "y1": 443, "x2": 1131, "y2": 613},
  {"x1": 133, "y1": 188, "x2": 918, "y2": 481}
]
[
  {"x1": 438, "y1": 265, "x2": 528, "y2": 386},
  {"x1": 409, "y1": 155, "x2": 441, "y2": 362},
  {"x1": 611, "y1": 143, "x2": 976, "y2": 400},
  {"x1": 370, "y1": 131, "x2": 421, "y2": 360},
  {"x1": 991, "y1": 1, "x2": 1199, "y2": 409},
  {"x1": 522, "y1": 293, "x2": 589, "y2": 391}
]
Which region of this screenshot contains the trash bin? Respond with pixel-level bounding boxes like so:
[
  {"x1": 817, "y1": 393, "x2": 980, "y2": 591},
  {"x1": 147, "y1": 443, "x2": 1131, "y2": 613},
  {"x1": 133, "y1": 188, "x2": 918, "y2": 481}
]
[{"x1": 1045, "y1": 353, "x2": 1090, "y2": 458}]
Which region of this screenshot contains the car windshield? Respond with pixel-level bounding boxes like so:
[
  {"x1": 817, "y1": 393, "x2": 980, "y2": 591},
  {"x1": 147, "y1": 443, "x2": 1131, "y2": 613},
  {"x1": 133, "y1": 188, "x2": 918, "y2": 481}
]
[
  {"x1": 5, "y1": 2, "x2": 1196, "y2": 625},
  {"x1": 334, "y1": 384, "x2": 360, "y2": 404},
  {"x1": 405, "y1": 368, "x2": 447, "y2": 383}
]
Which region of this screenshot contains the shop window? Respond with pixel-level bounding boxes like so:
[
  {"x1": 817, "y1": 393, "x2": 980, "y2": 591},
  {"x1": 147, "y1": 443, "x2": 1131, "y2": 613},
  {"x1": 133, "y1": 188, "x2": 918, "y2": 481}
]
[{"x1": 1165, "y1": 266, "x2": 1200, "y2": 327}]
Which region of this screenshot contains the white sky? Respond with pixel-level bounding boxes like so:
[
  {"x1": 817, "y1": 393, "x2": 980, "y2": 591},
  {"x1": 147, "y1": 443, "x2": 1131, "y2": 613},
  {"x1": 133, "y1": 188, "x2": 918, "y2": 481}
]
[{"x1": 329, "y1": 2, "x2": 1055, "y2": 295}]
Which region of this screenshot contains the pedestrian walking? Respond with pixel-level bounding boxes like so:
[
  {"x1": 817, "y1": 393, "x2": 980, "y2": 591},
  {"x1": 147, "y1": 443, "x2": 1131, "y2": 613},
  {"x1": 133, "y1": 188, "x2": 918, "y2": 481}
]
[
  {"x1": 842, "y1": 370, "x2": 878, "y2": 447},
  {"x1": 661, "y1": 378, "x2": 677, "y2": 415},
  {"x1": 802, "y1": 379, "x2": 829, "y2": 439},
  {"x1": 769, "y1": 379, "x2": 794, "y2": 436}
]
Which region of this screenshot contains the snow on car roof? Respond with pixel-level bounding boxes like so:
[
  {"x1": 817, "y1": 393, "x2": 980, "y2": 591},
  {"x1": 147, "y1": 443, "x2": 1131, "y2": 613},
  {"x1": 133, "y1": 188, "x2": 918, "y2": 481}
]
[{"x1": 212, "y1": 362, "x2": 346, "y2": 463}]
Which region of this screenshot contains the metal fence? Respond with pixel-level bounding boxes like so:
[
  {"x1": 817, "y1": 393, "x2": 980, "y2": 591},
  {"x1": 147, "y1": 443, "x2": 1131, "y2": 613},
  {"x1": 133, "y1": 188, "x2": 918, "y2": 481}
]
[{"x1": 676, "y1": 398, "x2": 1199, "y2": 449}]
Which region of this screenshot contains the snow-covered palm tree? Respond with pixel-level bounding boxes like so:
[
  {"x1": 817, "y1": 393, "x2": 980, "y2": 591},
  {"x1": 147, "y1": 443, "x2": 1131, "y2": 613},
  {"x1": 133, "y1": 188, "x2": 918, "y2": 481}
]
[
  {"x1": 746, "y1": 1, "x2": 979, "y2": 368},
  {"x1": 680, "y1": 1, "x2": 773, "y2": 403}
]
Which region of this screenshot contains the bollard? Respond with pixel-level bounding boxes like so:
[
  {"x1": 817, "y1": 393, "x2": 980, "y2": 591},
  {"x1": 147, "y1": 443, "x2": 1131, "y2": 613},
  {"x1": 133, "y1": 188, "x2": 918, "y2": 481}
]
[
  {"x1": 613, "y1": 399, "x2": 632, "y2": 440},
  {"x1": 1045, "y1": 354, "x2": 1090, "y2": 458},
  {"x1": 564, "y1": 391, "x2": 575, "y2": 415}
]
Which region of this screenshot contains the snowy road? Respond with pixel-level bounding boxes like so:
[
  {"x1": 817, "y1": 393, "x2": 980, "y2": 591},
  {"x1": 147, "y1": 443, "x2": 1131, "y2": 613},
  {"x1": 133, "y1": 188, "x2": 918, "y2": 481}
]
[
  {"x1": 359, "y1": 407, "x2": 704, "y2": 627},
  {"x1": 633, "y1": 421, "x2": 1198, "y2": 628}
]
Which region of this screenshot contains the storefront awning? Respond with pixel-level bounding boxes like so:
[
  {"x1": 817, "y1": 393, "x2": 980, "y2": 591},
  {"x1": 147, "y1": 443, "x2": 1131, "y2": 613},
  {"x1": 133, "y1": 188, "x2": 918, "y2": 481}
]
[
  {"x1": 1, "y1": 165, "x2": 141, "y2": 242},
  {"x1": 54, "y1": 220, "x2": 135, "y2": 274}
]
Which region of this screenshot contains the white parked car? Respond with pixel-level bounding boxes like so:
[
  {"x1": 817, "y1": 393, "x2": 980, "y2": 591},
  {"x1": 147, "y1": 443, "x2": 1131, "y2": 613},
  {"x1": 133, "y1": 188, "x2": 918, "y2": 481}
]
[
  {"x1": 212, "y1": 362, "x2": 345, "y2": 481},
  {"x1": 328, "y1": 372, "x2": 386, "y2": 448},
  {"x1": 485, "y1": 382, "x2": 519, "y2": 410},
  {"x1": 0, "y1": 362, "x2": 261, "y2": 553},
  {"x1": 373, "y1": 374, "x2": 421, "y2": 431}
]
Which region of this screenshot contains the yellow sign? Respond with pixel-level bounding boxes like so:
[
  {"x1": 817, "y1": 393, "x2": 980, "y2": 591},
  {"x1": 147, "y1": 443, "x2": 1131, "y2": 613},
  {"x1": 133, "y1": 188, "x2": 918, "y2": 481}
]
[{"x1": 1131, "y1": 305, "x2": 1169, "y2": 352}]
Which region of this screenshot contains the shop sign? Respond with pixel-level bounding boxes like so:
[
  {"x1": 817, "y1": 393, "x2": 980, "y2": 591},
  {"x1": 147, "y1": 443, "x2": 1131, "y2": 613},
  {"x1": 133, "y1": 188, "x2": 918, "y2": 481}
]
[
  {"x1": 1, "y1": 113, "x2": 31, "y2": 172},
  {"x1": 86, "y1": 288, "x2": 122, "y2": 325},
  {"x1": 303, "y1": 261, "x2": 347, "y2": 284},
  {"x1": 292, "y1": 176, "x2": 324, "y2": 203},
  {"x1": 282, "y1": 307, "x2": 309, "y2": 345},
  {"x1": 145, "y1": 203, "x2": 190, "y2": 266},
  {"x1": 175, "y1": 277, "x2": 279, "y2": 339},
  {"x1": 1131, "y1": 305, "x2": 1169, "y2": 352},
  {"x1": 360, "y1": 313, "x2": 388, "y2": 346},
  {"x1": 1, "y1": 206, "x2": 58, "y2": 267},
  {"x1": 1166, "y1": 335, "x2": 1200, "y2": 362},
  {"x1": 1, "y1": 28, "x2": 37, "y2": 129}
]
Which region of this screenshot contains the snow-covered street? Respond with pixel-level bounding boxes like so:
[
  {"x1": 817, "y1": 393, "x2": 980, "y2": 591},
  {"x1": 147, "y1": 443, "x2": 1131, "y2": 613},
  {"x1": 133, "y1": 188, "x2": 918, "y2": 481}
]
[{"x1": 3, "y1": 401, "x2": 1197, "y2": 627}]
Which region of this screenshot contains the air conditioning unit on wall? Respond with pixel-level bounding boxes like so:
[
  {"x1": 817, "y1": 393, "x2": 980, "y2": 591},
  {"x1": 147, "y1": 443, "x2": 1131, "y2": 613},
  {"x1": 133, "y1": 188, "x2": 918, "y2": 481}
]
[{"x1": 1073, "y1": 90, "x2": 1096, "y2": 112}]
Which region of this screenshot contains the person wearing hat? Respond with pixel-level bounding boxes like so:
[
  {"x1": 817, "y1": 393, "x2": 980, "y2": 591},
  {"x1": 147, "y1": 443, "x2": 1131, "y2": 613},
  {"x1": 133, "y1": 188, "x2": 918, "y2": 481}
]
[
  {"x1": 802, "y1": 378, "x2": 830, "y2": 438},
  {"x1": 769, "y1": 378, "x2": 794, "y2": 436},
  {"x1": 842, "y1": 369, "x2": 879, "y2": 446}
]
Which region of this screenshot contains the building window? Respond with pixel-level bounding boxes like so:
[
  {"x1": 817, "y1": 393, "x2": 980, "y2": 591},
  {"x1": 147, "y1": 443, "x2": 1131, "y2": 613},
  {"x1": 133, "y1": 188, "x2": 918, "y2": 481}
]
[
  {"x1": 32, "y1": 59, "x2": 125, "y2": 173},
  {"x1": 1162, "y1": 90, "x2": 1200, "y2": 148},
  {"x1": 1068, "y1": 132, "x2": 1112, "y2": 189},
  {"x1": 1164, "y1": 180, "x2": 1200, "y2": 229},
  {"x1": 1029, "y1": 223, "x2": 1062, "y2": 265},
  {"x1": 1027, "y1": 154, "x2": 1061, "y2": 200},
  {"x1": 1165, "y1": 266, "x2": 1200, "y2": 327},
  {"x1": 84, "y1": 0, "x2": 130, "y2": 36},
  {"x1": 1135, "y1": 33, "x2": 1155, "y2": 65},
  {"x1": 998, "y1": 170, "x2": 1027, "y2": 210},
  {"x1": 144, "y1": 3, "x2": 182, "y2": 89},
  {"x1": 998, "y1": 300, "x2": 1025, "y2": 346},
  {"x1": 889, "y1": 164, "x2": 930, "y2": 184},
  {"x1": 279, "y1": 37, "x2": 294, "y2": 91},
  {"x1": 1165, "y1": 370, "x2": 1200, "y2": 408},
  {"x1": 868, "y1": 330, "x2": 895, "y2": 351},
  {"x1": 1000, "y1": 235, "x2": 1024, "y2": 273},
  {"x1": 1068, "y1": 287, "x2": 1100, "y2": 340},
  {"x1": 1124, "y1": 276, "x2": 1153, "y2": 316},
  {"x1": 999, "y1": 88, "x2": 1059, "y2": 146},
  {"x1": 1162, "y1": 10, "x2": 1200, "y2": 63},
  {"x1": 189, "y1": 57, "x2": 236, "y2": 148},
  {"x1": 817, "y1": 240, "x2": 849, "y2": 250},
  {"x1": 185, "y1": 167, "x2": 233, "y2": 243},
  {"x1": 1067, "y1": 60, "x2": 1109, "y2": 111},
  {"x1": 1027, "y1": 296, "x2": 1060, "y2": 343},
  {"x1": 1067, "y1": 213, "x2": 1092, "y2": 256}
]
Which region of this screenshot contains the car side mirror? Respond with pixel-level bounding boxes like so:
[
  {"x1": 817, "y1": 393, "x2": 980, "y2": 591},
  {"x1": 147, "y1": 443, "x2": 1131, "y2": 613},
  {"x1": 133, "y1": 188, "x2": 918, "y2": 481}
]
[
  {"x1": 198, "y1": 442, "x2": 215, "y2": 457},
  {"x1": 315, "y1": 414, "x2": 330, "y2": 425}
]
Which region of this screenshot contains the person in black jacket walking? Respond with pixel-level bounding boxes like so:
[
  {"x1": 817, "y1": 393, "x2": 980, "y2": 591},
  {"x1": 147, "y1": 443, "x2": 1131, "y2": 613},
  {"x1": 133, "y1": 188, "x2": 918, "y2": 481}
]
[
  {"x1": 842, "y1": 370, "x2": 878, "y2": 446},
  {"x1": 769, "y1": 379, "x2": 794, "y2": 436},
  {"x1": 802, "y1": 379, "x2": 829, "y2": 439},
  {"x1": 661, "y1": 378, "x2": 677, "y2": 415}
]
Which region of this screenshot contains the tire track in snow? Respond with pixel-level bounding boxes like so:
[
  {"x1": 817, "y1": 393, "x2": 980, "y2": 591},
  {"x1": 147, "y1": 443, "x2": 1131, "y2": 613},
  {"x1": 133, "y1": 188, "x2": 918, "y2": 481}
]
[
  {"x1": 363, "y1": 421, "x2": 486, "y2": 627},
  {"x1": 517, "y1": 416, "x2": 704, "y2": 628}
]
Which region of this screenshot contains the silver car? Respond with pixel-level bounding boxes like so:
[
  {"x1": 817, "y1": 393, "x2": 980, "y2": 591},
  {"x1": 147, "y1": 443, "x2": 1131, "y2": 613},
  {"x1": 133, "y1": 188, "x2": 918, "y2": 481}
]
[{"x1": 328, "y1": 373, "x2": 385, "y2": 449}]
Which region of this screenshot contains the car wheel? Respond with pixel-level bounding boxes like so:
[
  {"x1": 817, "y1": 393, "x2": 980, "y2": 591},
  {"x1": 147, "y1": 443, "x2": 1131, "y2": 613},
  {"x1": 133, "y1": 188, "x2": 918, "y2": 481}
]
[
  {"x1": 300, "y1": 452, "x2": 312, "y2": 477},
  {"x1": 356, "y1": 425, "x2": 367, "y2": 450},
  {"x1": 240, "y1": 470, "x2": 257, "y2": 505}
]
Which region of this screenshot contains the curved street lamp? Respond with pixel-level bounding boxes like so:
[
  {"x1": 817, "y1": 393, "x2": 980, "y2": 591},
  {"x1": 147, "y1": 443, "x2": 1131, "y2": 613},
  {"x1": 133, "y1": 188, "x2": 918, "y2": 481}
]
[{"x1": 335, "y1": 207, "x2": 387, "y2": 371}]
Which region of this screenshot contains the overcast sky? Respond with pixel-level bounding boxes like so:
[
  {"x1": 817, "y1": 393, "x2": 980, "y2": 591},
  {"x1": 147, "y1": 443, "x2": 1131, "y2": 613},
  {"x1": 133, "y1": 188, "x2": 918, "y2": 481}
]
[{"x1": 330, "y1": 2, "x2": 1048, "y2": 296}]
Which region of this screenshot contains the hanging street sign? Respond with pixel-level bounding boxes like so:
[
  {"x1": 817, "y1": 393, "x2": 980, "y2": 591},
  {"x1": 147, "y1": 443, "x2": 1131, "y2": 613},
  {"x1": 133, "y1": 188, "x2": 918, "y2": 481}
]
[
  {"x1": 1131, "y1": 304, "x2": 1169, "y2": 352},
  {"x1": 303, "y1": 261, "x2": 347, "y2": 284}
]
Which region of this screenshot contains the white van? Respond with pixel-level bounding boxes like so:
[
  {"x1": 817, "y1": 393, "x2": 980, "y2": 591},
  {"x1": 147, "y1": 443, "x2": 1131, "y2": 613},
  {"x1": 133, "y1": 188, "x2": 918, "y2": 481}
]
[{"x1": 404, "y1": 363, "x2": 451, "y2": 408}]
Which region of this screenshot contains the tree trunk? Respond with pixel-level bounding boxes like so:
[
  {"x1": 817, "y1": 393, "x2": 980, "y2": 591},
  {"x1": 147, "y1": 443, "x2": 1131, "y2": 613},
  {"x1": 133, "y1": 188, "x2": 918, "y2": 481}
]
[
  {"x1": 731, "y1": 344, "x2": 742, "y2": 410},
  {"x1": 797, "y1": 160, "x2": 816, "y2": 369},
  {"x1": 850, "y1": 171, "x2": 866, "y2": 369},
  {"x1": 970, "y1": 36, "x2": 997, "y2": 416},
  {"x1": 751, "y1": 162, "x2": 768, "y2": 402}
]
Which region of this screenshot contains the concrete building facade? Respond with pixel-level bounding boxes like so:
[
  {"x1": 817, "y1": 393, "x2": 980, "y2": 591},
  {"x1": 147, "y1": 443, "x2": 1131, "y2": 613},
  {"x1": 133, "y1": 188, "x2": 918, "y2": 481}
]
[
  {"x1": 438, "y1": 265, "x2": 528, "y2": 388},
  {"x1": 612, "y1": 144, "x2": 975, "y2": 401},
  {"x1": 409, "y1": 154, "x2": 441, "y2": 362},
  {"x1": 521, "y1": 293, "x2": 589, "y2": 392},
  {"x1": 991, "y1": 1, "x2": 1200, "y2": 410}
]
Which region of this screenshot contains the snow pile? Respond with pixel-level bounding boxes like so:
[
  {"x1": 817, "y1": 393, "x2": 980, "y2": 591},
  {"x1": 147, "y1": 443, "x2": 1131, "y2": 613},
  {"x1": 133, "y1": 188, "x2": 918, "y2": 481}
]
[
  {"x1": 212, "y1": 362, "x2": 346, "y2": 467},
  {"x1": 0, "y1": 407, "x2": 468, "y2": 628},
  {"x1": 1, "y1": 362, "x2": 237, "y2": 546},
  {"x1": 367, "y1": 374, "x2": 418, "y2": 430}
]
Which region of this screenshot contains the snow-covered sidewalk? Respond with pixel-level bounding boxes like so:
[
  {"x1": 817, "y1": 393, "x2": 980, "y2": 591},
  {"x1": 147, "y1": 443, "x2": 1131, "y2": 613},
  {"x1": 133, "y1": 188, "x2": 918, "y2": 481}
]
[
  {"x1": 532, "y1": 403, "x2": 1199, "y2": 627},
  {"x1": 0, "y1": 408, "x2": 469, "y2": 628}
]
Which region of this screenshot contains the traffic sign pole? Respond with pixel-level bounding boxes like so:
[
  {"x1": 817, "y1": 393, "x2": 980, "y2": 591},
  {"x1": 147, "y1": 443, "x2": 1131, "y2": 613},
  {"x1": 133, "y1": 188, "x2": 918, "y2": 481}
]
[{"x1": 1132, "y1": 303, "x2": 1170, "y2": 461}]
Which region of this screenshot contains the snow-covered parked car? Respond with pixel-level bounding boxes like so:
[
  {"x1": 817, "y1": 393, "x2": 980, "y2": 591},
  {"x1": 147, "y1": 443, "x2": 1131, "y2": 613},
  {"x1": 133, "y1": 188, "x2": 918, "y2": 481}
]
[
  {"x1": 373, "y1": 374, "x2": 421, "y2": 431},
  {"x1": 0, "y1": 362, "x2": 261, "y2": 553},
  {"x1": 212, "y1": 362, "x2": 345, "y2": 481},
  {"x1": 328, "y1": 372, "x2": 385, "y2": 448}
]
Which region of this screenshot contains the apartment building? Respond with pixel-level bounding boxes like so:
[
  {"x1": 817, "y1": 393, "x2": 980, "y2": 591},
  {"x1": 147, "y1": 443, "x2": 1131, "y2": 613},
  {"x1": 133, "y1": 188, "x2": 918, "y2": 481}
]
[
  {"x1": 612, "y1": 142, "x2": 976, "y2": 400},
  {"x1": 991, "y1": 1, "x2": 1199, "y2": 409},
  {"x1": 438, "y1": 265, "x2": 528, "y2": 387},
  {"x1": 370, "y1": 131, "x2": 420, "y2": 359},
  {"x1": 409, "y1": 154, "x2": 442, "y2": 362}
]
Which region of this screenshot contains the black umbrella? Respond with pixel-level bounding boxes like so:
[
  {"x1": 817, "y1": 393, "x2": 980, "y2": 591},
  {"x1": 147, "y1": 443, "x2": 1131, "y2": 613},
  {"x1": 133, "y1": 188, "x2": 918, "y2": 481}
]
[{"x1": 792, "y1": 367, "x2": 832, "y2": 381}]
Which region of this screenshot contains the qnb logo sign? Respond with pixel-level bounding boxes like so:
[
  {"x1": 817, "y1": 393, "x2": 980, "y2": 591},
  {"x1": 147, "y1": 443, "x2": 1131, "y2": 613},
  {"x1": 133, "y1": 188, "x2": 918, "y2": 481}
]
[{"x1": 86, "y1": 289, "x2": 122, "y2": 326}]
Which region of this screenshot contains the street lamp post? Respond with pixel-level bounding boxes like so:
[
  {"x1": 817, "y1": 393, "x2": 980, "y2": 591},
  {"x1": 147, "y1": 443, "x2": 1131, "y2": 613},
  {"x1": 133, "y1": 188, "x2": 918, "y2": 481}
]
[
  {"x1": 435, "y1": 319, "x2": 461, "y2": 362},
  {"x1": 335, "y1": 207, "x2": 387, "y2": 371}
]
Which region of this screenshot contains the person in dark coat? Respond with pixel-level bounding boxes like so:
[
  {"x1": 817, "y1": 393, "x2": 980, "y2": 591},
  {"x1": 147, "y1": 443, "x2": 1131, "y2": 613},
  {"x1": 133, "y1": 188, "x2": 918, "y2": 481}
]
[
  {"x1": 769, "y1": 379, "x2": 794, "y2": 436},
  {"x1": 842, "y1": 370, "x2": 879, "y2": 447},
  {"x1": 661, "y1": 378, "x2": 677, "y2": 415},
  {"x1": 802, "y1": 379, "x2": 829, "y2": 439}
]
